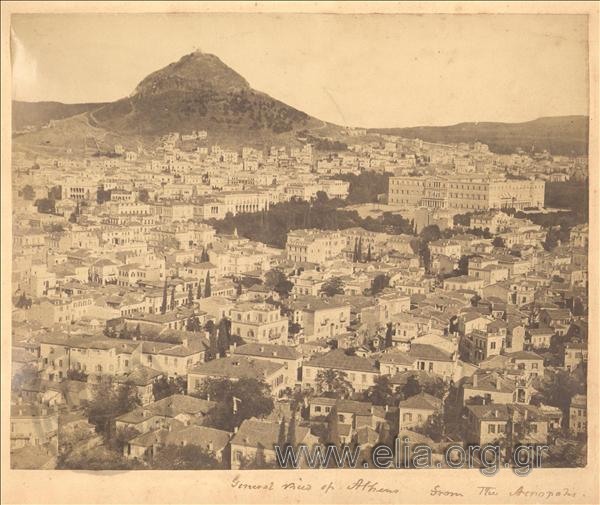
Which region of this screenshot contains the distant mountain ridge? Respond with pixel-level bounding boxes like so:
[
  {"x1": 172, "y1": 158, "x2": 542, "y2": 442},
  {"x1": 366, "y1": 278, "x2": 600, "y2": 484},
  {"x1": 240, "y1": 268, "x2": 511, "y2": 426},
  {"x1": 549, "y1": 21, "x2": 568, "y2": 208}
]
[
  {"x1": 371, "y1": 116, "x2": 589, "y2": 155},
  {"x1": 12, "y1": 51, "x2": 589, "y2": 155}
]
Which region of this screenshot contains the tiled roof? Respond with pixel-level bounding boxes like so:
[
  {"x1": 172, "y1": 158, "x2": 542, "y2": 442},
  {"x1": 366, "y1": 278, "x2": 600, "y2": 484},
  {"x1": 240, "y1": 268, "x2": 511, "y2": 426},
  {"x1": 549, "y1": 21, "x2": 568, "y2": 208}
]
[
  {"x1": 231, "y1": 418, "x2": 309, "y2": 449},
  {"x1": 117, "y1": 394, "x2": 215, "y2": 424},
  {"x1": 408, "y1": 343, "x2": 453, "y2": 362},
  {"x1": 233, "y1": 343, "x2": 300, "y2": 360},
  {"x1": 399, "y1": 392, "x2": 442, "y2": 411},
  {"x1": 305, "y1": 349, "x2": 378, "y2": 373},
  {"x1": 165, "y1": 425, "x2": 231, "y2": 452},
  {"x1": 189, "y1": 355, "x2": 284, "y2": 380}
]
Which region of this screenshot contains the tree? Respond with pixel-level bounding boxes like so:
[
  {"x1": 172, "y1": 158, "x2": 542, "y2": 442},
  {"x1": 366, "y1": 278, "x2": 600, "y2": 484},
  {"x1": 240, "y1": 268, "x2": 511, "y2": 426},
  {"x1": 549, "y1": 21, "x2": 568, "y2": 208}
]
[
  {"x1": 420, "y1": 225, "x2": 441, "y2": 243},
  {"x1": 15, "y1": 292, "x2": 32, "y2": 309},
  {"x1": 187, "y1": 284, "x2": 194, "y2": 306},
  {"x1": 315, "y1": 369, "x2": 353, "y2": 399},
  {"x1": 96, "y1": 187, "x2": 111, "y2": 204},
  {"x1": 402, "y1": 375, "x2": 422, "y2": 398},
  {"x1": 22, "y1": 184, "x2": 35, "y2": 200},
  {"x1": 422, "y1": 377, "x2": 448, "y2": 399},
  {"x1": 417, "y1": 412, "x2": 444, "y2": 443},
  {"x1": 196, "y1": 278, "x2": 203, "y2": 299},
  {"x1": 57, "y1": 445, "x2": 138, "y2": 470},
  {"x1": 160, "y1": 280, "x2": 168, "y2": 314},
  {"x1": 197, "y1": 378, "x2": 275, "y2": 431},
  {"x1": 204, "y1": 272, "x2": 212, "y2": 297},
  {"x1": 133, "y1": 324, "x2": 141, "y2": 339},
  {"x1": 216, "y1": 317, "x2": 231, "y2": 355},
  {"x1": 492, "y1": 236, "x2": 505, "y2": 248},
  {"x1": 277, "y1": 417, "x2": 287, "y2": 448},
  {"x1": 320, "y1": 277, "x2": 345, "y2": 297},
  {"x1": 366, "y1": 243, "x2": 372, "y2": 262},
  {"x1": 169, "y1": 286, "x2": 176, "y2": 311},
  {"x1": 86, "y1": 379, "x2": 141, "y2": 441},
  {"x1": 66, "y1": 369, "x2": 88, "y2": 382},
  {"x1": 384, "y1": 323, "x2": 394, "y2": 349},
  {"x1": 418, "y1": 240, "x2": 431, "y2": 272},
  {"x1": 264, "y1": 269, "x2": 293, "y2": 298},
  {"x1": 371, "y1": 274, "x2": 389, "y2": 295},
  {"x1": 138, "y1": 189, "x2": 149, "y2": 203},
  {"x1": 366, "y1": 375, "x2": 394, "y2": 406},
  {"x1": 200, "y1": 248, "x2": 210, "y2": 262},
  {"x1": 356, "y1": 237, "x2": 363, "y2": 262},
  {"x1": 48, "y1": 186, "x2": 62, "y2": 200},
  {"x1": 186, "y1": 315, "x2": 202, "y2": 332},
  {"x1": 36, "y1": 198, "x2": 55, "y2": 214},
  {"x1": 287, "y1": 411, "x2": 297, "y2": 448},
  {"x1": 152, "y1": 376, "x2": 187, "y2": 401},
  {"x1": 11, "y1": 363, "x2": 38, "y2": 392},
  {"x1": 326, "y1": 406, "x2": 340, "y2": 447},
  {"x1": 151, "y1": 444, "x2": 222, "y2": 470}
]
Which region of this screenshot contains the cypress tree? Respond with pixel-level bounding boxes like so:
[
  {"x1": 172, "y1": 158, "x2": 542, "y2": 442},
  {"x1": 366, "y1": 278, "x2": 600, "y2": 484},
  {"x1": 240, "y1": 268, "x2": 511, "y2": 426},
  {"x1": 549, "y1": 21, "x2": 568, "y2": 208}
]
[
  {"x1": 357, "y1": 237, "x2": 363, "y2": 262},
  {"x1": 196, "y1": 278, "x2": 203, "y2": 299},
  {"x1": 204, "y1": 272, "x2": 212, "y2": 297},
  {"x1": 366, "y1": 243, "x2": 372, "y2": 262},
  {"x1": 160, "y1": 279, "x2": 168, "y2": 314},
  {"x1": 277, "y1": 417, "x2": 287, "y2": 448},
  {"x1": 326, "y1": 405, "x2": 340, "y2": 447},
  {"x1": 170, "y1": 286, "x2": 176, "y2": 311},
  {"x1": 287, "y1": 411, "x2": 297, "y2": 448},
  {"x1": 209, "y1": 326, "x2": 219, "y2": 359}
]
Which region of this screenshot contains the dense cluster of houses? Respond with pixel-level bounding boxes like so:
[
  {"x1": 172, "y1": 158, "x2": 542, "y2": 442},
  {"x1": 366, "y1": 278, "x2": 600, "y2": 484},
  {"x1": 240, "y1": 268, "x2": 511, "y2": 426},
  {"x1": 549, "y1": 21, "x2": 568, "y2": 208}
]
[{"x1": 10, "y1": 134, "x2": 588, "y2": 470}]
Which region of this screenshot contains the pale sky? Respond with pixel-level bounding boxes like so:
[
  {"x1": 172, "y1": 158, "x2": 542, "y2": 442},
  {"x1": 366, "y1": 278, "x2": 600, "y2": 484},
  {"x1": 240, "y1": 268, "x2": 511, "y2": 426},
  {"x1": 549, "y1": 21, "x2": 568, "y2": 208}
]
[{"x1": 10, "y1": 13, "x2": 589, "y2": 128}]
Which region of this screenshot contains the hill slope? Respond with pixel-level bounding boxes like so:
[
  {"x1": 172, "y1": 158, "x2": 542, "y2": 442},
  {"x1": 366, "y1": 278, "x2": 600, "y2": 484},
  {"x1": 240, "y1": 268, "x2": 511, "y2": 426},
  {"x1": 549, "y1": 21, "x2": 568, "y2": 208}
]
[
  {"x1": 12, "y1": 101, "x2": 106, "y2": 132},
  {"x1": 371, "y1": 116, "x2": 589, "y2": 155},
  {"x1": 13, "y1": 51, "x2": 326, "y2": 151}
]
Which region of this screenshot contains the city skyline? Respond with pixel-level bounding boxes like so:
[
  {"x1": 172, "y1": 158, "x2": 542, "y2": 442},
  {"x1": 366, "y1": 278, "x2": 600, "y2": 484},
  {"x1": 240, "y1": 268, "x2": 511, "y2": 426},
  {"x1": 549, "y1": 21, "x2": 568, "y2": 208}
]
[{"x1": 11, "y1": 13, "x2": 589, "y2": 128}]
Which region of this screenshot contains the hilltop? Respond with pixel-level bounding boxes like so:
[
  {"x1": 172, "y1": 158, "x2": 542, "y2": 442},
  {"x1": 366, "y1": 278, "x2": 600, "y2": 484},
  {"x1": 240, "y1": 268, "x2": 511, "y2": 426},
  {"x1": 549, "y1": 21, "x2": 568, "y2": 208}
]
[{"x1": 12, "y1": 51, "x2": 328, "y2": 152}]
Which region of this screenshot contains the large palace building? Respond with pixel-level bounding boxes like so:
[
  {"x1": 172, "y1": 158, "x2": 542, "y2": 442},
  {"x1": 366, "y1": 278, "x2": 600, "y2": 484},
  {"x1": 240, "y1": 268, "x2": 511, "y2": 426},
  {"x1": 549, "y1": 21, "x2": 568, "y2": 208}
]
[{"x1": 388, "y1": 175, "x2": 545, "y2": 211}]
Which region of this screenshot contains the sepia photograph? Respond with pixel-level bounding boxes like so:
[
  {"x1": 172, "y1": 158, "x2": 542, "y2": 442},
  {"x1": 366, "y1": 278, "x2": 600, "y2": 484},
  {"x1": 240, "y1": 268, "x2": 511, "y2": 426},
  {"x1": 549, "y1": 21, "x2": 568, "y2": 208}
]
[{"x1": 1, "y1": 2, "x2": 598, "y2": 504}]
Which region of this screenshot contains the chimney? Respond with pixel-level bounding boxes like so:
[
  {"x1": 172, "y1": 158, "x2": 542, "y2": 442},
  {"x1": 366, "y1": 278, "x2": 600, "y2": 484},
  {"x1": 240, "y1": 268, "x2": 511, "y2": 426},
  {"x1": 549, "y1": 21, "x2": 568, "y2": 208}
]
[
  {"x1": 385, "y1": 405, "x2": 389, "y2": 413},
  {"x1": 496, "y1": 379, "x2": 501, "y2": 390},
  {"x1": 234, "y1": 426, "x2": 238, "y2": 433},
  {"x1": 472, "y1": 374, "x2": 478, "y2": 388}
]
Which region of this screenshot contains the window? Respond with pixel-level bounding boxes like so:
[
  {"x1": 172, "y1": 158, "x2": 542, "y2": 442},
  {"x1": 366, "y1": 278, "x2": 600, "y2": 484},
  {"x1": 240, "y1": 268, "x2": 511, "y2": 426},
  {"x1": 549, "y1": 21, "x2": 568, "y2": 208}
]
[
  {"x1": 315, "y1": 406, "x2": 322, "y2": 413},
  {"x1": 488, "y1": 424, "x2": 496, "y2": 434}
]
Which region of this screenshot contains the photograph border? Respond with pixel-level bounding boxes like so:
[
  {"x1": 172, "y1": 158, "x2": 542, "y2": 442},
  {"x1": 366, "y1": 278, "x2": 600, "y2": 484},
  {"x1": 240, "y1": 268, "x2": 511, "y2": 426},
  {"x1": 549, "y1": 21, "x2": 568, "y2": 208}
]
[{"x1": 1, "y1": 2, "x2": 598, "y2": 504}]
